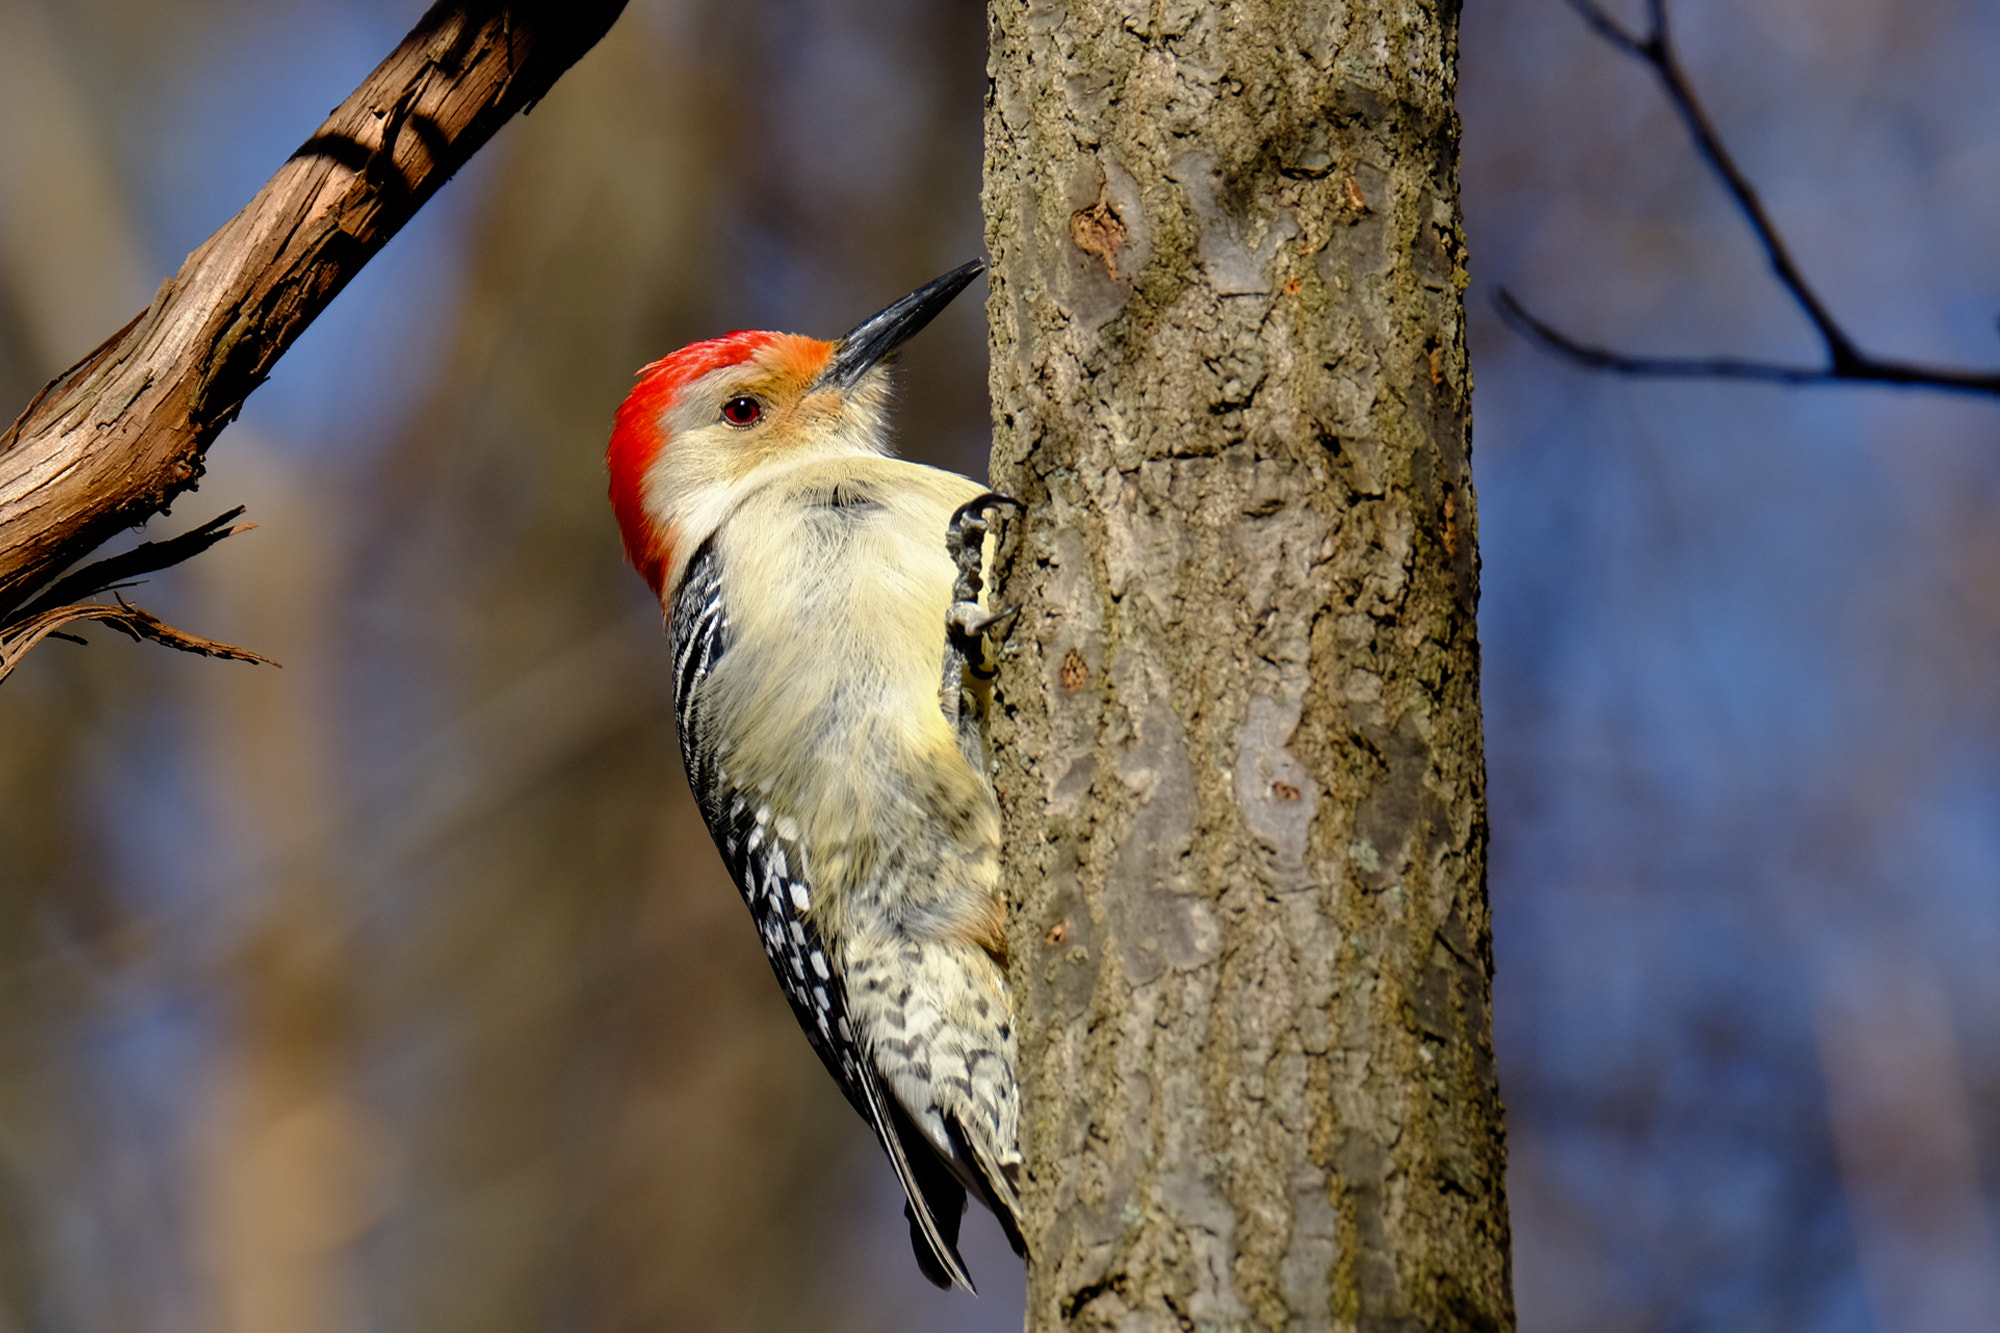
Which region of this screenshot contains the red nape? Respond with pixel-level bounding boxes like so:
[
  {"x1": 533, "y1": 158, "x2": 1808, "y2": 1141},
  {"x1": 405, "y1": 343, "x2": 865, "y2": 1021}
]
[{"x1": 606, "y1": 330, "x2": 780, "y2": 595}]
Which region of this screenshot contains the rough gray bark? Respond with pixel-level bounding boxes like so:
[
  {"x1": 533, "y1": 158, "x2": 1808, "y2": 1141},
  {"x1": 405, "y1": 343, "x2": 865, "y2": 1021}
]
[{"x1": 982, "y1": 1, "x2": 1511, "y2": 1329}]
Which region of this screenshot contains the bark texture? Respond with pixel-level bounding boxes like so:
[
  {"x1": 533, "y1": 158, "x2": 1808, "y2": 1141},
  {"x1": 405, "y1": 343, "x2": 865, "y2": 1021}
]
[
  {"x1": 0, "y1": 0, "x2": 627, "y2": 623},
  {"x1": 983, "y1": 1, "x2": 1511, "y2": 1329}
]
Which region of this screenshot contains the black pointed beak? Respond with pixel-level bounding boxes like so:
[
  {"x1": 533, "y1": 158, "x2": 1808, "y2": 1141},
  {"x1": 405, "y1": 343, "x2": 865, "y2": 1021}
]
[{"x1": 820, "y1": 260, "x2": 985, "y2": 389}]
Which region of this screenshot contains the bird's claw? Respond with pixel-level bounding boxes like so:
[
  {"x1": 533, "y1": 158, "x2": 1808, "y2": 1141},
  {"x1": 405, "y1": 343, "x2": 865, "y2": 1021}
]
[
  {"x1": 946, "y1": 492, "x2": 1022, "y2": 609},
  {"x1": 948, "y1": 602, "x2": 1020, "y2": 680}
]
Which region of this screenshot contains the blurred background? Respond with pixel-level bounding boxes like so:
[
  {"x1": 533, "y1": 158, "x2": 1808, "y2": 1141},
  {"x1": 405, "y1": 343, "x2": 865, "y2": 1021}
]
[{"x1": 0, "y1": 0, "x2": 1993, "y2": 1329}]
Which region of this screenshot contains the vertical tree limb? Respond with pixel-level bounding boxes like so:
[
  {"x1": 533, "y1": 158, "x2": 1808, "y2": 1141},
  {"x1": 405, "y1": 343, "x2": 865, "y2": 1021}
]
[
  {"x1": 986, "y1": 0, "x2": 1512, "y2": 1327},
  {"x1": 0, "y1": 0, "x2": 629, "y2": 625}
]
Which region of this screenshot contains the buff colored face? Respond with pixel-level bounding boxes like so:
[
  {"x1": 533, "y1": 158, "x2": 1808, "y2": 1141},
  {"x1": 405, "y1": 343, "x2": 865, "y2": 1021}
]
[
  {"x1": 657, "y1": 333, "x2": 896, "y2": 482},
  {"x1": 608, "y1": 260, "x2": 983, "y2": 599},
  {"x1": 607, "y1": 332, "x2": 895, "y2": 596}
]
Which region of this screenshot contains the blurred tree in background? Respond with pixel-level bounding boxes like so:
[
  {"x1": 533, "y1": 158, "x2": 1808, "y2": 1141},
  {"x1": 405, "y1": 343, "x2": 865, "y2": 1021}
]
[{"x1": 0, "y1": 1, "x2": 1996, "y2": 1332}]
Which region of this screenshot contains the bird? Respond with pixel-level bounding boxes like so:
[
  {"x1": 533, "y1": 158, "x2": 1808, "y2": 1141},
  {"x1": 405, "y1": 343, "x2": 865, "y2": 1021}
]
[{"x1": 604, "y1": 261, "x2": 1024, "y2": 1289}]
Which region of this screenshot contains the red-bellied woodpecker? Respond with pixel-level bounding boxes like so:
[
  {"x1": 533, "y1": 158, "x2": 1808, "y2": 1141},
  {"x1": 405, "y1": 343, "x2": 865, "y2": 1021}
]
[{"x1": 605, "y1": 262, "x2": 1023, "y2": 1290}]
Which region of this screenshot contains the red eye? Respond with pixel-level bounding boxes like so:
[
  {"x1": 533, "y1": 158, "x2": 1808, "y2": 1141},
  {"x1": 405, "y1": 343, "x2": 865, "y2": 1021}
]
[{"x1": 721, "y1": 395, "x2": 761, "y2": 426}]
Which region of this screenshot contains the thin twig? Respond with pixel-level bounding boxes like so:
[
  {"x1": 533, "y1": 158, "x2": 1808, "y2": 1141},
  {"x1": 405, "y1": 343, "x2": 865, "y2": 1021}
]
[
  {"x1": 1498, "y1": 290, "x2": 2000, "y2": 397},
  {"x1": 1511, "y1": 0, "x2": 2000, "y2": 398}
]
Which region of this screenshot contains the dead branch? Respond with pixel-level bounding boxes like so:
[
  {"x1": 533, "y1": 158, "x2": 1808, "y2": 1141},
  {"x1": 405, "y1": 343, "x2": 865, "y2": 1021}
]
[
  {"x1": 1500, "y1": 0, "x2": 2000, "y2": 399},
  {"x1": 0, "y1": 0, "x2": 629, "y2": 664}
]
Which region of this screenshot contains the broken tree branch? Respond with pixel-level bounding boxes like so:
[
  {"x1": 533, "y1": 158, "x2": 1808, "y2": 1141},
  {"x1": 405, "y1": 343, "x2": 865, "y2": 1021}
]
[
  {"x1": 1501, "y1": 0, "x2": 2000, "y2": 400},
  {"x1": 0, "y1": 0, "x2": 629, "y2": 643}
]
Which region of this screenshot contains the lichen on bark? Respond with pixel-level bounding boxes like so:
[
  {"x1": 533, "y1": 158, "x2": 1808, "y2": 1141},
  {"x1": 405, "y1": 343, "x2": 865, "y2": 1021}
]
[{"x1": 983, "y1": 1, "x2": 1511, "y2": 1329}]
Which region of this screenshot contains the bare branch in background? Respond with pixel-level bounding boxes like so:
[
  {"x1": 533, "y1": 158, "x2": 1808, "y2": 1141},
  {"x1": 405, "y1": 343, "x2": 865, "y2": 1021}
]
[
  {"x1": 0, "y1": 0, "x2": 628, "y2": 670},
  {"x1": 1500, "y1": 0, "x2": 2000, "y2": 399}
]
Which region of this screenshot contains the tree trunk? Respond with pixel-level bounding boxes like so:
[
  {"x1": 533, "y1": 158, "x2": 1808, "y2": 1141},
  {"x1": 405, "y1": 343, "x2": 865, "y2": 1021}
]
[{"x1": 983, "y1": 1, "x2": 1512, "y2": 1329}]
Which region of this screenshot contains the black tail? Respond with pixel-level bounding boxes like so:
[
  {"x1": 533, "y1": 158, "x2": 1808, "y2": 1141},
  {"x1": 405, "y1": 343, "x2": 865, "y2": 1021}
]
[
  {"x1": 893, "y1": 1101, "x2": 972, "y2": 1289},
  {"x1": 944, "y1": 1116, "x2": 1027, "y2": 1260}
]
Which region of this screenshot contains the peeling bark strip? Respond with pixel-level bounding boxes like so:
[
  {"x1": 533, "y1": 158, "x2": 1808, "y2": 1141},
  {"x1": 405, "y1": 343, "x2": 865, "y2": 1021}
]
[
  {"x1": 0, "y1": 596, "x2": 277, "y2": 685},
  {"x1": 0, "y1": 0, "x2": 628, "y2": 622},
  {"x1": 984, "y1": 2, "x2": 1512, "y2": 1330}
]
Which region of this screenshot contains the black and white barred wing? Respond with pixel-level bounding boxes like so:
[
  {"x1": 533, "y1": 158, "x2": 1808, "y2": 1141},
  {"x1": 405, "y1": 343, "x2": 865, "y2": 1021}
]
[{"x1": 667, "y1": 541, "x2": 977, "y2": 1292}]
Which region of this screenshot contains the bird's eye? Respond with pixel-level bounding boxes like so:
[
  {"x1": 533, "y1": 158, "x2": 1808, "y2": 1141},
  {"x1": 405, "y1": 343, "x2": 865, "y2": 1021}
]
[{"x1": 721, "y1": 395, "x2": 762, "y2": 427}]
